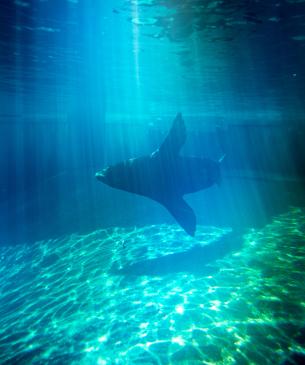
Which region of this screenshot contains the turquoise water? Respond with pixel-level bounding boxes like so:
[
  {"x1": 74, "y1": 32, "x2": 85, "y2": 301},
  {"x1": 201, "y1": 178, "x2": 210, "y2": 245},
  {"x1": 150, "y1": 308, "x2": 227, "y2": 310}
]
[
  {"x1": 1, "y1": 208, "x2": 305, "y2": 364},
  {"x1": 1, "y1": 0, "x2": 305, "y2": 364}
]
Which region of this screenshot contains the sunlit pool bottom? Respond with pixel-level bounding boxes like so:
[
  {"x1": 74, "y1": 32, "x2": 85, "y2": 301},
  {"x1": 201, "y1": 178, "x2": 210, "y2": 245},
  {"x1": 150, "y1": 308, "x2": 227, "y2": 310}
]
[{"x1": 0, "y1": 208, "x2": 305, "y2": 365}]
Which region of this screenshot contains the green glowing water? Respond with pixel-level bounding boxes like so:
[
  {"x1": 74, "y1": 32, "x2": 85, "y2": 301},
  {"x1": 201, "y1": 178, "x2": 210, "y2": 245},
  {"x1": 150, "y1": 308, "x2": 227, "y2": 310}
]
[{"x1": 0, "y1": 208, "x2": 305, "y2": 364}]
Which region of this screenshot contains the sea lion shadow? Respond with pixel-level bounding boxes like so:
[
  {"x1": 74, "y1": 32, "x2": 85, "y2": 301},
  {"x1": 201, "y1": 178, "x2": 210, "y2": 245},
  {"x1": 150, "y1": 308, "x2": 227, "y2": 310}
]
[{"x1": 110, "y1": 231, "x2": 244, "y2": 276}]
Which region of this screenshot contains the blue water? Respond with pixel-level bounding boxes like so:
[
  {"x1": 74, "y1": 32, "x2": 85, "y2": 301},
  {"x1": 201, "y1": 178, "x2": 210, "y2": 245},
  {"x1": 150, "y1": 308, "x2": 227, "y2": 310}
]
[{"x1": 0, "y1": 1, "x2": 305, "y2": 364}]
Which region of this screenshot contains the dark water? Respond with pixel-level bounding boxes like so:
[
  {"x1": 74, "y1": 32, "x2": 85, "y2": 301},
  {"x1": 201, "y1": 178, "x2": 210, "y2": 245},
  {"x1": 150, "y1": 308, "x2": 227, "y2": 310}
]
[{"x1": 0, "y1": 0, "x2": 305, "y2": 364}]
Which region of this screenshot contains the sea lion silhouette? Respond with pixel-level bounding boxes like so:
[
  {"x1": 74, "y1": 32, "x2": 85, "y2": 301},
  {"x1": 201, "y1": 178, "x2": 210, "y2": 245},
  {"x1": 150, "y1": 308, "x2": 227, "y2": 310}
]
[{"x1": 96, "y1": 113, "x2": 222, "y2": 236}]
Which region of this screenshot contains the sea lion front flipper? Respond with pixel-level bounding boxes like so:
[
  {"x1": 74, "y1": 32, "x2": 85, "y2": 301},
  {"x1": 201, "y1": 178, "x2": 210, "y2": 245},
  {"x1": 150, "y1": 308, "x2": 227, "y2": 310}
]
[
  {"x1": 154, "y1": 113, "x2": 186, "y2": 158},
  {"x1": 162, "y1": 195, "x2": 196, "y2": 236}
]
